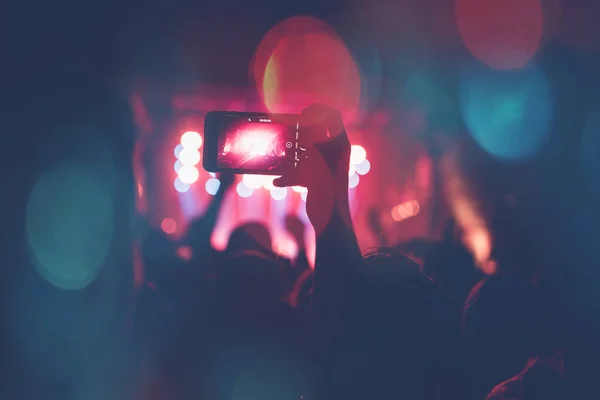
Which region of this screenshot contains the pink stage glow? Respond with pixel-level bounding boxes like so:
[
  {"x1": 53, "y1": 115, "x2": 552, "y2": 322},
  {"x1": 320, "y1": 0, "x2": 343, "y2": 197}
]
[
  {"x1": 223, "y1": 127, "x2": 282, "y2": 161},
  {"x1": 218, "y1": 120, "x2": 292, "y2": 172}
]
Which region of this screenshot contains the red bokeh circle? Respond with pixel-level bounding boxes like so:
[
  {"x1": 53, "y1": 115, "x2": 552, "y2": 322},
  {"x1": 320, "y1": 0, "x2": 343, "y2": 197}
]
[
  {"x1": 251, "y1": 16, "x2": 361, "y2": 124},
  {"x1": 455, "y1": 0, "x2": 544, "y2": 70}
]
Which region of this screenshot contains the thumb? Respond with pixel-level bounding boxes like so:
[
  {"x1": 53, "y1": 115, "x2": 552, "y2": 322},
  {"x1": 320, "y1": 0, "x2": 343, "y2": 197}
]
[{"x1": 273, "y1": 175, "x2": 296, "y2": 188}]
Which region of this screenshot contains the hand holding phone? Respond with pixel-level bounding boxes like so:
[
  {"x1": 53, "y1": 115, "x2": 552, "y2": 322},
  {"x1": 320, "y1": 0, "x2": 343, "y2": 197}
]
[
  {"x1": 275, "y1": 104, "x2": 351, "y2": 233},
  {"x1": 202, "y1": 104, "x2": 351, "y2": 231}
]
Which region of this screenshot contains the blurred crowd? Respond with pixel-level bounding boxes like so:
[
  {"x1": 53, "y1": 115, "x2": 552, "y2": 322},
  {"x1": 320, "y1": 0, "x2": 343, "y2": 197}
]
[
  {"x1": 0, "y1": 62, "x2": 598, "y2": 400},
  {"x1": 3, "y1": 2, "x2": 600, "y2": 398}
]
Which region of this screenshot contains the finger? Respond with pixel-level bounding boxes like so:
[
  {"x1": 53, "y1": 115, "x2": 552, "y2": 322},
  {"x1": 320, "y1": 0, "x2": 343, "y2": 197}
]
[{"x1": 273, "y1": 176, "x2": 296, "y2": 188}]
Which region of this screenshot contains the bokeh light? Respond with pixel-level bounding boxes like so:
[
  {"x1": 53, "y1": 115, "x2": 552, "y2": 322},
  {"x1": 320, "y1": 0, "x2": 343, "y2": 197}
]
[
  {"x1": 205, "y1": 178, "x2": 221, "y2": 195},
  {"x1": 181, "y1": 130, "x2": 203, "y2": 149},
  {"x1": 243, "y1": 174, "x2": 265, "y2": 189},
  {"x1": 178, "y1": 165, "x2": 200, "y2": 184},
  {"x1": 174, "y1": 144, "x2": 183, "y2": 158},
  {"x1": 177, "y1": 245, "x2": 193, "y2": 261},
  {"x1": 455, "y1": 0, "x2": 544, "y2": 70},
  {"x1": 356, "y1": 159, "x2": 371, "y2": 175},
  {"x1": 253, "y1": 16, "x2": 362, "y2": 123},
  {"x1": 26, "y1": 164, "x2": 114, "y2": 290},
  {"x1": 391, "y1": 200, "x2": 421, "y2": 222},
  {"x1": 178, "y1": 185, "x2": 202, "y2": 220},
  {"x1": 292, "y1": 185, "x2": 307, "y2": 193},
  {"x1": 581, "y1": 105, "x2": 600, "y2": 195},
  {"x1": 349, "y1": 173, "x2": 360, "y2": 189},
  {"x1": 349, "y1": 163, "x2": 356, "y2": 177},
  {"x1": 178, "y1": 148, "x2": 201, "y2": 166},
  {"x1": 174, "y1": 160, "x2": 183, "y2": 173},
  {"x1": 273, "y1": 235, "x2": 297, "y2": 259},
  {"x1": 465, "y1": 227, "x2": 493, "y2": 269},
  {"x1": 270, "y1": 187, "x2": 288, "y2": 201},
  {"x1": 174, "y1": 177, "x2": 191, "y2": 193},
  {"x1": 262, "y1": 176, "x2": 278, "y2": 191},
  {"x1": 350, "y1": 145, "x2": 367, "y2": 165},
  {"x1": 161, "y1": 217, "x2": 177, "y2": 235},
  {"x1": 459, "y1": 63, "x2": 552, "y2": 160},
  {"x1": 236, "y1": 182, "x2": 253, "y2": 198}
]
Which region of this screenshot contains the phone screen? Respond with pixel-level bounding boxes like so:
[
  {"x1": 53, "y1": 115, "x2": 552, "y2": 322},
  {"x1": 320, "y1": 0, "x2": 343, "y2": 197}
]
[{"x1": 204, "y1": 112, "x2": 301, "y2": 175}]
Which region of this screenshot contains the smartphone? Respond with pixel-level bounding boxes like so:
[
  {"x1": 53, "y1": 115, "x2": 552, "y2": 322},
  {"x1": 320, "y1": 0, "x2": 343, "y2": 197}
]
[{"x1": 203, "y1": 111, "x2": 304, "y2": 175}]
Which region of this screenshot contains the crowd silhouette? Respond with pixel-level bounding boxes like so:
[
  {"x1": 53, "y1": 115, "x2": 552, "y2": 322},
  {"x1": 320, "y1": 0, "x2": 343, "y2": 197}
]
[{"x1": 1, "y1": 63, "x2": 599, "y2": 400}]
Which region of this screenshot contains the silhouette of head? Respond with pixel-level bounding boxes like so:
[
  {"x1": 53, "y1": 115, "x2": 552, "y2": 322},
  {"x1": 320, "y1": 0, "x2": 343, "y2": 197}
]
[{"x1": 226, "y1": 222, "x2": 272, "y2": 255}]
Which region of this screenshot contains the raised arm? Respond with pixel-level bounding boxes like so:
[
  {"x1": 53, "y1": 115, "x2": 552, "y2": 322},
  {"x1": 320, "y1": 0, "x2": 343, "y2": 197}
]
[
  {"x1": 275, "y1": 104, "x2": 362, "y2": 354},
  {"x1": 185, "y1": 172, "x2": 234, "y2": 257}
]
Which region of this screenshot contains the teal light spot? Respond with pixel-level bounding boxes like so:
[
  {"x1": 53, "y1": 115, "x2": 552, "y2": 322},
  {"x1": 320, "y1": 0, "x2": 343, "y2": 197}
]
[
  {"x1": 26, "y1": 164, "x2": 114, "y2": 289},
  {"x1": 460, "y1": 64, "x2": 552, "y2": 160}
]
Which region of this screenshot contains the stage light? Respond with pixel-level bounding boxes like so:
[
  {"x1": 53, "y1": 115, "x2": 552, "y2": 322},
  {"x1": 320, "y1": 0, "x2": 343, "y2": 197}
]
[
  {"x1": 391, "y1": 204, "x2": 405, "y2": 221},
  {"x1": 174, "y1": 144, "x2": 183, "y2": 158},
  {"x1": 209, "y1": 172, "x2": 216, "y2": 177},
  {"x1": 174, "y1": 160, "x2": 183, "y2": 173},
  {"x1": 350, "y1": 145, "x2": 366, "y2": 165},
  {"x1": 404, "y1": 200, "x2": 420, "y2": 217},
  {"x1": 356, "y1": 159, "x2": 371, "y2": 175},
  {"x1": 349, "y1": 172, "x2": 360, "y2": 188},
  {"x1": 236, "y1": 182, "x2": 253, "y2": 198},
  {"x1": 178, "y1": 166, "x2": 199, "y2": 184},
  {"x1": 205, "y1": 178, "x2": 220, "y2": 195},
  {"x1": 225, "y1": 127, "x2": 279, "y2": 159},
  {"x1": 243, "y1": 174, "x2": 264, "y2": 189},
  {"x1": 174, "y1": 177, "x2": 190, "y2": 193},
  {"x1": 270, "y1": 187, "x2": 288, "y2": 200},
  {"x1": 262, "y1": 176, "x2": 278, "y2": 191},
  {"x1": 349, "y1": 163, "x2": 356, "y2": 176},
  {"x1": 391, "y1": 200, "x2": 420, "y2": 221},
  {"x1": 292, "y1": 186, "x2": 307, "y2": 193},
  {"x1": 273, "y1": 236, "x2": 297, "y2": 259},
  {"x1": 178, "y1": 148, "x2": 201, "y2": 166},
  {"x1": 181, "y1": 131, "x2": 203, "y2": 149}
]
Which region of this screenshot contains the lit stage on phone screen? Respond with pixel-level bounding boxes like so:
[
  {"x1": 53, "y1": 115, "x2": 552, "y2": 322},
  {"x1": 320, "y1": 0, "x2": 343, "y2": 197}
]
[{"x1": 217, "y1": 116, "x2": 298, "y2": 172}]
